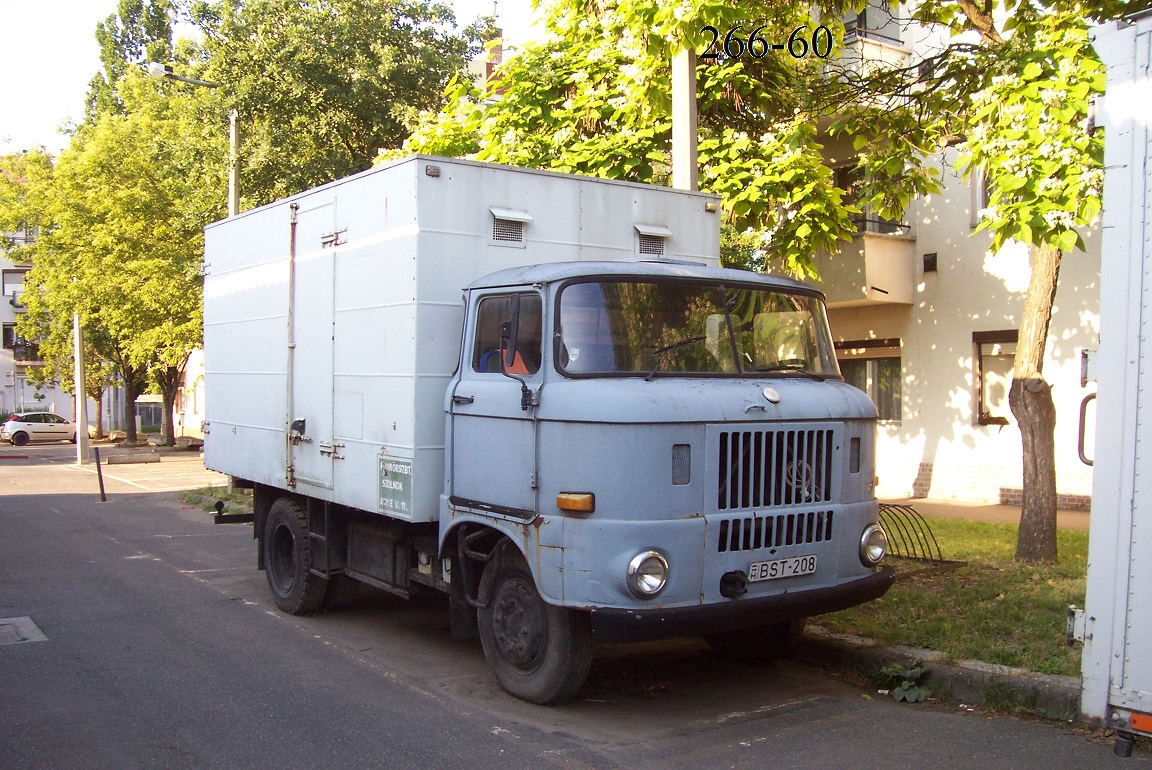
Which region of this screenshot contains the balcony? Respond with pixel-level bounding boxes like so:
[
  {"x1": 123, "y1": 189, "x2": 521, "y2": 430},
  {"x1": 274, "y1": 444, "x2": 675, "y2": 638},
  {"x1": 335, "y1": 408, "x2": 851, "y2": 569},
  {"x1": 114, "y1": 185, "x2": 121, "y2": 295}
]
[
  {"x1": 830, "y1": 3, "x2": 912, "y2": 99},
  {"x1": 812, "y1": 219, "x2": 916, "y2": 307},
  {"x1": 12, "y1": 343, "x2": 42, "y2": 364}
]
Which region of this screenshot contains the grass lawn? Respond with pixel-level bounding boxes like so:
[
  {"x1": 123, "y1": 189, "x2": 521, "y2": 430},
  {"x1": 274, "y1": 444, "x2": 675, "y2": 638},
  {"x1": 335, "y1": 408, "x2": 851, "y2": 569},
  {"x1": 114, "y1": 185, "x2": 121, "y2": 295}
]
[
  {"x1": 179, "y1": 485, "x2": 254, "y2": 515},
  {"x1": 816, "y1": 517, "x2": 1088, "y2": 677}
]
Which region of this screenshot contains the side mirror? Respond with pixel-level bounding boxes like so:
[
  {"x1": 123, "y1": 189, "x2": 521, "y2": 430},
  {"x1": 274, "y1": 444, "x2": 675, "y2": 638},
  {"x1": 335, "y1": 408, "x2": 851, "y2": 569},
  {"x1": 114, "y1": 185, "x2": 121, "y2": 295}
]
[{"x1": 501, "y1": 293, "x2": 521, "y2": 369}]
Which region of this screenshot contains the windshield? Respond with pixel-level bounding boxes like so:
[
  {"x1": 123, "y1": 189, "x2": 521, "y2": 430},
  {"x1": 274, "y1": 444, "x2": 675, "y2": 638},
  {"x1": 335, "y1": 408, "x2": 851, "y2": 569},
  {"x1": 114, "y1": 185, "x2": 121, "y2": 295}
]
[{"x1": 556, "y1": 279, "x2": 841, "y2": 378}]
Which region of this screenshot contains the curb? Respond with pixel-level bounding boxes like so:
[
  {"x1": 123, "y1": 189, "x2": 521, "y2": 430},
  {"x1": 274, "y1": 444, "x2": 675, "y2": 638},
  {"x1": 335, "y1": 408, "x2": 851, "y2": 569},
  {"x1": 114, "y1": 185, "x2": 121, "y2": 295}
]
[
  {"x1": 800, "y1": 625, "x2": 1081, "y2": 720},
  {"x1": 103, "y1": 454, "x2": 163, "y2": 465}
]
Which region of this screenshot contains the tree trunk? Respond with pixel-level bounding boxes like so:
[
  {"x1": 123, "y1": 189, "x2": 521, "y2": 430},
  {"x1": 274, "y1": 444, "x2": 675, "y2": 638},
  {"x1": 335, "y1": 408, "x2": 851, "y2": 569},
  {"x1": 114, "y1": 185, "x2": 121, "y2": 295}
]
[
  {"x1": 153, "y1": 363, "x2": 187, "y2": 447},
  {"x1": 122, "y1": 364, "x2": 146, "y2": 444},
  {"x1": 87, "y1": 385, "x2": 105, "y2": 439},
  {"x1": 158, "y1": 366, "x2": 180, "y2": 447},
  {"x1": 1012, "y1": 243, "x2": 1062, "y2": 563},
  {"x1": 93, "y1": 396, "x2": 104, "y2": 439}
]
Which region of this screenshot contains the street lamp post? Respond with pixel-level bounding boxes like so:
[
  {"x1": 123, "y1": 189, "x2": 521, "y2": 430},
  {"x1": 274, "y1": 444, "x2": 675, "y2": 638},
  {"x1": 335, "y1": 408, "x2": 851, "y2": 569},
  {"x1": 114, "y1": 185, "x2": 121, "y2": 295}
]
[
  {"x1": 74, "y1": 313, "x2": 89, "y2": 465},
  {"x1": 146, "y1": 62, "x2": 240, "y2": 217}
]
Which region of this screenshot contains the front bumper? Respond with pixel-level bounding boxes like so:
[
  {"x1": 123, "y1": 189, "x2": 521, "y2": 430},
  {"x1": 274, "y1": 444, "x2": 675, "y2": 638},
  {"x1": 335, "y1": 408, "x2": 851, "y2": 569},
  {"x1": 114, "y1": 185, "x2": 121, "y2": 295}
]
[{"x1": 589, "y1": 565, "x2": 894, "y2": 643}]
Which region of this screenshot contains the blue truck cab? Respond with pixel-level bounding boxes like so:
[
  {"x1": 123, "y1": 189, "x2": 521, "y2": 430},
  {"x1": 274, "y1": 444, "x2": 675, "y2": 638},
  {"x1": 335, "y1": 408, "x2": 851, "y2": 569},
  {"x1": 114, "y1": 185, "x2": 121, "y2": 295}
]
[{"x1": 442, "y1": 261, "x2": 893, "y2": 702}]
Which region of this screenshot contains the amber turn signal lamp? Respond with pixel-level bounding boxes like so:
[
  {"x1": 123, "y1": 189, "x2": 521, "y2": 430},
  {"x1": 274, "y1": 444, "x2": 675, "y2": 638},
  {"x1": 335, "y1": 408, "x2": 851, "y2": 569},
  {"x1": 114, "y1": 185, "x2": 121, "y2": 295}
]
[{"x1": 557, "y1": 492, "x2": 595, "y2": 512}]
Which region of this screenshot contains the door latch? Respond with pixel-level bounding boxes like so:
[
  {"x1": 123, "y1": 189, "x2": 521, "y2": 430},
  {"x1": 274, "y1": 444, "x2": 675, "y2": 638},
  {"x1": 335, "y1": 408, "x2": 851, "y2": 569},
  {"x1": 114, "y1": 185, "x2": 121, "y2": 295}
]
[{"x1": 319, "y1": 441, "x2": 345, "y2": 460}]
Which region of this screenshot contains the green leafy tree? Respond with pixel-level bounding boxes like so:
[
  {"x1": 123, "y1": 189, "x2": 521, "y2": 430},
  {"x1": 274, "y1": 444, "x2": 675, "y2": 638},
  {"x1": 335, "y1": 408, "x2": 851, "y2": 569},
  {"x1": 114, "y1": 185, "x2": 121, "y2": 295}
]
[
  {"x1": 192, "y1": 0, "x2": 488, "y2": 205},
  {"x1": 0, "y1": 150, "x2": 54, "y2": 242},
  {"x1": 825, "y1": 1, "x2": 1120, "y2": 562},
  {"x1": 20, "y1": 69, "x2": 218, "y2": 445},
  {"x1": 394, "y1": 0, "x2": 1130, "y2": 562},
  {"x1": 88, "y1": 0, "x2": 177, "y2": 118},
  {"x1": 389, "y1": 0, "x2": 860, "y2": 277}
]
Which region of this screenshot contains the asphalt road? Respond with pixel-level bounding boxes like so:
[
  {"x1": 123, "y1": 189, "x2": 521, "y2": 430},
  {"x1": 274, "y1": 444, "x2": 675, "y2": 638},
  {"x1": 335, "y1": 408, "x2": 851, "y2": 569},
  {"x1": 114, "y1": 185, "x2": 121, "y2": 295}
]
[{"x1": 1, "y1": 443, "x2": 1147, "y2": 769}]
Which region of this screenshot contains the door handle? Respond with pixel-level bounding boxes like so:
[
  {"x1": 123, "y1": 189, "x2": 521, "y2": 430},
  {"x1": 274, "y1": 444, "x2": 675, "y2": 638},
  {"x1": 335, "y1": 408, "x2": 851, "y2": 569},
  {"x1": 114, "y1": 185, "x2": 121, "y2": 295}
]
[
  {"x1": 1078, "y1": 392, "x2": 1096, "y2": 466},
  {"x1": 452, "y1": 395, "x2": 475, "y2": 405}
]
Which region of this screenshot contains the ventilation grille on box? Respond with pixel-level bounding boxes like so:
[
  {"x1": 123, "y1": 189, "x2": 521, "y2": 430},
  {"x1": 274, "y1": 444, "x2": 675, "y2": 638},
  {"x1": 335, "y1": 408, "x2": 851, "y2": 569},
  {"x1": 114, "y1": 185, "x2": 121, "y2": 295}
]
[
  {"x1": 638, "y1": 233, "x2": 665, "y2": 255},
  {"x1": 493, "y1": 218, "x2": 524, "y2": 243}
]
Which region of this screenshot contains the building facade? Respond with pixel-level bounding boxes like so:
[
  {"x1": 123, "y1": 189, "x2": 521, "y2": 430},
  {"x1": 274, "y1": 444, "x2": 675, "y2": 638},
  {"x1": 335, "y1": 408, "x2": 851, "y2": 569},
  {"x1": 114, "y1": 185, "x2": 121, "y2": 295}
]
[
  {"x1": 811, "y1": 5, "x2": 1098, "y2": 508},
  {"x1": 1, "y1": 228, "x2": 73, "y2": 417},
  {"x1": 2, "y1": 228, "x2": 127, "y2": 432}
]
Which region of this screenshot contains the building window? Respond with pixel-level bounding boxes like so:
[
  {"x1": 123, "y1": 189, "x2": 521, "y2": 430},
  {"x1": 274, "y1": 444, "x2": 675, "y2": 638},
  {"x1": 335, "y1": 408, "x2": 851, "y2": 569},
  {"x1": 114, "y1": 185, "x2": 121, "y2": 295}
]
[
  {"x1": 974, "y1": 330, "x2": 1017, "y2": 426},
  {"x1": 833, "y1": 165, "x2": 908, "y2": 236},
  {"x1": 2, "y1": 269, "x2": 28, "y2": 304},
  {"x1": 836, "y1": 338, "x2": 901, "y2": 422},
  {"x1": 2, "y1": 323, "x2": 40, "y2": 362},
  {"x1": 970, "y1": 167, "x2": 992, "y2": 227},
  {"x1": 844, "y1": 0, "x2": 903, "y2": 45}
]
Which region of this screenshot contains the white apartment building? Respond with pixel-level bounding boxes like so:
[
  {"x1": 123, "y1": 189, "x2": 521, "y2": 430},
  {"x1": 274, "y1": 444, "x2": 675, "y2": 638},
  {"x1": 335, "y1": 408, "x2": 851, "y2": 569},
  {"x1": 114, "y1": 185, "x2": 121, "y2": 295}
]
[
  {"x1": 1, "y1": 229, "x2": 75, "y2": 418},
  {"x1": 810, "y1": 3, "x2": 1097, "y2": 508},
  {"x1": 2, "y1": 229, "x2": 127, "y2": 432}
]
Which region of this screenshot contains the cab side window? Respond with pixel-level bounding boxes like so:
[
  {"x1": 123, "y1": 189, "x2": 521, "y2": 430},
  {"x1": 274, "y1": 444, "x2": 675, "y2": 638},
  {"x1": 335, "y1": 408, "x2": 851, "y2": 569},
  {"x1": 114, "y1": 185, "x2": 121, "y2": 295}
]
[{"x1": 472, "y1": 293, "x2": 542, "y2": 375}]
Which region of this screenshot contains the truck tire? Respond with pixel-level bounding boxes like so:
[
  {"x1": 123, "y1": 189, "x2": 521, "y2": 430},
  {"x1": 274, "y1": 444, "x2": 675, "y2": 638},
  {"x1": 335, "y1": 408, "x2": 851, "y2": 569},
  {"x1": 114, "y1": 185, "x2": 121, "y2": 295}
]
[
  {"x1": 264, "y1": 497, "x2": 327, "y2": 615},
  {"x1": 477, "y1": 544, "x2": 592, "y2": 704},
  {"x1": 705, "y1": 618, "x2": 806, "y2": 662}
]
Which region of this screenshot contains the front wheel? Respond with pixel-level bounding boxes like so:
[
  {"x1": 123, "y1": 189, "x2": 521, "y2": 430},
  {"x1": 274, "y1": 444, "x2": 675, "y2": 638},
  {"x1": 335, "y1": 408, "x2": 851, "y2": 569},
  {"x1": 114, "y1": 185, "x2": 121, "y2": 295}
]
[
  {"x1": 263, "y1": 497, "x2": 327, "y2": 615},
  {"x1": 477, "y1": 543, "x2": 592, "y2": 704}
]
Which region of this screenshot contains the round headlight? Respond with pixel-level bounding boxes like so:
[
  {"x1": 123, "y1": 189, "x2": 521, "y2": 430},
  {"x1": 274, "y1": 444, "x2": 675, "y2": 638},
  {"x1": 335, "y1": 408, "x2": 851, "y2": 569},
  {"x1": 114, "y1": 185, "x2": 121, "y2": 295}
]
[
  {"x1": 626, "y1": 551, "x2": 669, "y2": 598},
  {"x1": 859, "y1": 523, "x2": 888, "y2": 567}
]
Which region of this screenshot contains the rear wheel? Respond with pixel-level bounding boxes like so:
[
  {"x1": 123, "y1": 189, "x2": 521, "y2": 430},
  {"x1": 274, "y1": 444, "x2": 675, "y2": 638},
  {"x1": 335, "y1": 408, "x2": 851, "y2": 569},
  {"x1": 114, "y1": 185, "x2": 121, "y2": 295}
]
[
  {"x1": 264, "y1": 497, "x2": 327, "y2": 615},
  {"x1": 477, "y1": 543, "x2": 592, "y2": 704},
  {"x1": 11, "y1": 432, "x2": 28, "y2": 447},
  {"x1": 705, "y1": 618, "x2": 807, "y2": 662}
]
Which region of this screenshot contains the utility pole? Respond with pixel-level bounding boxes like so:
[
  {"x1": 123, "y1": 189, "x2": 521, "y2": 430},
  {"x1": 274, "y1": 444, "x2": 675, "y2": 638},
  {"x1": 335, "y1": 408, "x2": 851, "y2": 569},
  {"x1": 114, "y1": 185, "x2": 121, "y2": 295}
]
[
  {"x1": 74, "y1": 313, "x2": 89, "y2": 465},
  {"x1": 671, "y1": 48, "x2": 699, "y2": 192}
]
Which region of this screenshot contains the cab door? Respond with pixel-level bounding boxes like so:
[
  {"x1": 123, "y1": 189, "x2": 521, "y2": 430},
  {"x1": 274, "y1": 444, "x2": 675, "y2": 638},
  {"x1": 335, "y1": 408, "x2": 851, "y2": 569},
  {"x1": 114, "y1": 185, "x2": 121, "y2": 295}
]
[{"x1": 448, "y1": 291, "x2": 543, "y2": 518}]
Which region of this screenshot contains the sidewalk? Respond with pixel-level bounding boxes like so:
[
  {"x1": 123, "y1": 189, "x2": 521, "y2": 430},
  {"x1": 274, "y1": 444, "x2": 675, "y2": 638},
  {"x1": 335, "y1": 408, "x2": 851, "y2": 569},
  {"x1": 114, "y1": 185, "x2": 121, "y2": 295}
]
[
  {"x1": 884, "y1": 496, "x2": 1090, "y2": 531},
  {"x1": 802, "y1": 495, "x2": 1090, "y2": 721}
]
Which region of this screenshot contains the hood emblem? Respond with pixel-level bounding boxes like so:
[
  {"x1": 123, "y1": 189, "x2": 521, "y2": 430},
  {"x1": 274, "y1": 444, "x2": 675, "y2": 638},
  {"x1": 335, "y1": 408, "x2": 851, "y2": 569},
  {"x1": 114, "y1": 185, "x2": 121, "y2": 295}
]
[{"x1": 763, "y1": 387, "x2": 781, "y2": 404}]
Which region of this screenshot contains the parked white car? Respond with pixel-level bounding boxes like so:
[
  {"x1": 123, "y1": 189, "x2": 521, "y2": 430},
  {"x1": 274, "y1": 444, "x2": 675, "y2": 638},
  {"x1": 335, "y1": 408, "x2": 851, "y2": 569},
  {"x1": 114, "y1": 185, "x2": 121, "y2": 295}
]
[{"x1": 0, "y1": 413, "x2": 87, "y2": 446}]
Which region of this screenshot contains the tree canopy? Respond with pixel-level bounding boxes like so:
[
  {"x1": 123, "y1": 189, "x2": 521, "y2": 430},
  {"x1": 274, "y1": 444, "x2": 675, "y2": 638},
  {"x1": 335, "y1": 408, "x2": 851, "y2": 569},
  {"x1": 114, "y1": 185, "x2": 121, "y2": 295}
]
[
  {"x1": 191, "y1": 0, "x2": 488, "y2": 204},
  {"x1": 390, "y1": 0, "x2": 1142, "y2": 561},
  {"x1": 6, "y1": 0, "x2": 482, "y2": 442},
  {"x1": 17, "y1": 69, "x2": 219, "y2": 442}
]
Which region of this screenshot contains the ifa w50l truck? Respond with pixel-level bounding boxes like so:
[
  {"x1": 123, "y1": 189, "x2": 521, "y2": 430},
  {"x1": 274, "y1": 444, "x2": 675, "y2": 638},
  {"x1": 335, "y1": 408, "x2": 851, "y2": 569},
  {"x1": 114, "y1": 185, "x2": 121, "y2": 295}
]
[{"x1": 203, "y1": 156, "x2": 893, "y2": 703}]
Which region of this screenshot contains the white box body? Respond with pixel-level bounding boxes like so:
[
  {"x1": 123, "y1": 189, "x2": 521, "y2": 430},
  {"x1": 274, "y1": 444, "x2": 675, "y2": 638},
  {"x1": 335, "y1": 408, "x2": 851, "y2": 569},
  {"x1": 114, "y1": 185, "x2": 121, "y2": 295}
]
[
  {"x1": 1083, "y1": 17, "x2": 1152, "y2": 736},
  {"x1": 203, "y1": 155, "x2": 719, "y2": 522}
]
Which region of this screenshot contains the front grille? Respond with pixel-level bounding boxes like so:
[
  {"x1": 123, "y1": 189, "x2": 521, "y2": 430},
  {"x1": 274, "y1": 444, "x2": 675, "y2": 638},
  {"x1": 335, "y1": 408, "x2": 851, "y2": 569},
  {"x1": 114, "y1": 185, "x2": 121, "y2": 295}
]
[
  {"x1": 717, "y1": 429, "x2": 834, "y2": 510},
  {"x1": 717, "y1": 511, "x2": 834, "y2": 553}
]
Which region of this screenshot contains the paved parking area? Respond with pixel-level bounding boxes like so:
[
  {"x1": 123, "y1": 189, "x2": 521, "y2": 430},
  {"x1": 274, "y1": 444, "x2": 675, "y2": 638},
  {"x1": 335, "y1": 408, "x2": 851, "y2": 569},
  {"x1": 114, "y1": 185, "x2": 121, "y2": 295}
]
[
  {"x1": 0, "y1": 443, "x2": 226, "y2": 495},
  {"x1": 65, "y1": 453, "x2": 227, "y2": 493}
]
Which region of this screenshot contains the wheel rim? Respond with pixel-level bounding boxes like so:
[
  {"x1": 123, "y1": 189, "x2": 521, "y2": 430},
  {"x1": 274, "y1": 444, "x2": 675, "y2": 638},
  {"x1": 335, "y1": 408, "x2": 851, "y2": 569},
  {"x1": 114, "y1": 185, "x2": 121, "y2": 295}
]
[
  {"x1": 490, "y1": 576, "x2": 547, "y2": 673},
  {"x1": 267, "y1": 521, "x2": 297, "y2": 597}
]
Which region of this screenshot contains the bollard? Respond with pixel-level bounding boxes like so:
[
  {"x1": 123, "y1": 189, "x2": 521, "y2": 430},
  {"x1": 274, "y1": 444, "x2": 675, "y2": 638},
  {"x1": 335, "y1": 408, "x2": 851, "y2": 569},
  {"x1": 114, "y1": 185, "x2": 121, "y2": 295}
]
[{"x1": 93, "y1": 447, "x2": 107, "y2": 503}]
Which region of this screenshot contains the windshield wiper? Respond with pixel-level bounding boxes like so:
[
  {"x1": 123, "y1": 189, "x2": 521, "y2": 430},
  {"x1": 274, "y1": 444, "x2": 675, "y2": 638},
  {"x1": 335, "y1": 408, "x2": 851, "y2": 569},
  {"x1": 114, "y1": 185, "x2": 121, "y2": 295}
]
[
  {"x1": 754, "y1": 363, "x2": 826, "y2": 381},
  {"x1": 645, "y1": 335, "x2": 706, "y2": 381}
]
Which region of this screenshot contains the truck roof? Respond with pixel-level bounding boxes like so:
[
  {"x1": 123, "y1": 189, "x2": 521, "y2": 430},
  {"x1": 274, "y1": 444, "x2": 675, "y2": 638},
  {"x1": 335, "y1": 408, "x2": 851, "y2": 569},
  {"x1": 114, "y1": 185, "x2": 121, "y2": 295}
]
[{"x1": 465, "y1": 260, "x2": 823, "y2": 297}]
